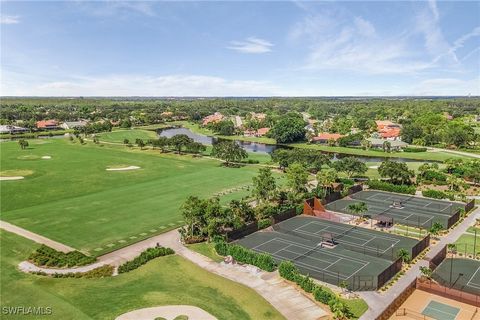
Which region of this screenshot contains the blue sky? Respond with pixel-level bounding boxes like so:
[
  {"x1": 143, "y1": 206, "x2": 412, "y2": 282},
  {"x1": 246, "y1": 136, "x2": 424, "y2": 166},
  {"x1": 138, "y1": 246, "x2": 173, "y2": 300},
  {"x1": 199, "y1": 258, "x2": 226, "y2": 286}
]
[{"x1": 1, "y1": 1, "x2": 479, "y2": 96}]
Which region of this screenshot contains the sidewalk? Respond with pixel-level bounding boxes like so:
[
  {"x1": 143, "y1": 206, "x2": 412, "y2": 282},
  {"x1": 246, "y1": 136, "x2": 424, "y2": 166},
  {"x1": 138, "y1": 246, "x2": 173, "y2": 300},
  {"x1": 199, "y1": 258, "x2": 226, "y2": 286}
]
[{"x1": 358, "y1": 206, "x2": 480, "y2": 319}]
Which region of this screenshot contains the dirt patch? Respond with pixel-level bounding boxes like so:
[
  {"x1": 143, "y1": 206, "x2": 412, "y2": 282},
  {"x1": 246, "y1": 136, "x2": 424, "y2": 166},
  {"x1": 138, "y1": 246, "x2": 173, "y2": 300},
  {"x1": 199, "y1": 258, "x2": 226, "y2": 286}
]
[{"x1": 106, "y1": 166, "x2": 140, "y2": 171}]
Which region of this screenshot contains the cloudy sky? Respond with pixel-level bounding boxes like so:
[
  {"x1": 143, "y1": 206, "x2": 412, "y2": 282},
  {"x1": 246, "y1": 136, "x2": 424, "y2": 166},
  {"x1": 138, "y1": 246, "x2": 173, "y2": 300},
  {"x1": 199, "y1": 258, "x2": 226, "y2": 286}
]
[{"x1": 1, "y1": 1, "x2": 479, "y2": 96}]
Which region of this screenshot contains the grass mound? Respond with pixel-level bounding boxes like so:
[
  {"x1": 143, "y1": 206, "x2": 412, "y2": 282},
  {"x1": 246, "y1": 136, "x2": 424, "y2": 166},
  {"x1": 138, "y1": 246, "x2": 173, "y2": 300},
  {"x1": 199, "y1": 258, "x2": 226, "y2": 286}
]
[{"x1": 0, "y1": 169, "x2": 34, "y2": 177}]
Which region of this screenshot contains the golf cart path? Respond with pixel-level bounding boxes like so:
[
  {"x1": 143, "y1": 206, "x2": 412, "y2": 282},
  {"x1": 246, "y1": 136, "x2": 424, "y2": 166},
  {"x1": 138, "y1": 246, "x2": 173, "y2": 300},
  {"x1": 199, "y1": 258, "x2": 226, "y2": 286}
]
[
  {"x1": 358, "y1": 206, "x2": 480, "y2": 320},
  {"x1": 0, "y1": 220, "x2": 75, "y2": 253},
  {"x1": 6, "y1": 221, "x2": 327, "y2": 320},
  {"x1": 115, "y1": 305, "x2": 217, "y2": 320}
]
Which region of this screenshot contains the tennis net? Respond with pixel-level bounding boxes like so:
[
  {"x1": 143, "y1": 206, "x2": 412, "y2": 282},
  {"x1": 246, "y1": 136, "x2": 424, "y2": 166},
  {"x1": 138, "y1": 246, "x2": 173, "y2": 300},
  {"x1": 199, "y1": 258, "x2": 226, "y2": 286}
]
[{"x1": 334, "y1": 225, "x2": 358, "y2": 241}]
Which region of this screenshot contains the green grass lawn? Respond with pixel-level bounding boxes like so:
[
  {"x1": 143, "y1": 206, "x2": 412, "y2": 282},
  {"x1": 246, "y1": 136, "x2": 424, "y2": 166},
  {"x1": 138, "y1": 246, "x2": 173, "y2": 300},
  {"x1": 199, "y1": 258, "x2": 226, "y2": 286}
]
[
  {"x1": 187, "y1": 242, "x2": 224, "y2": 263},
  {"x1": 97, "y1": 129, "x2": 158, "y2": 143},
  {"x1": 454, "y1": 233, "x2": 480, "y2": 256},
  {"x1": 289, "y1": 143, "x2": 472, "y2": 162},
  {"x1": 0, "y1": 139, "x2": 265, "y2": 255},
  {"x1": 0, "y1": 230, "x2": 284, "y2": 320}
]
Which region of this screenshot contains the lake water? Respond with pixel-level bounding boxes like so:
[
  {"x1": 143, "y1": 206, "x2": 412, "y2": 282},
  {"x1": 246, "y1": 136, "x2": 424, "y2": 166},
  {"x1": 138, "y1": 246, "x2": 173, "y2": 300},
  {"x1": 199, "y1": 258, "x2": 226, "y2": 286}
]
[{"x1": 159, "y1": 127, "x2": 434, "y2": 163}]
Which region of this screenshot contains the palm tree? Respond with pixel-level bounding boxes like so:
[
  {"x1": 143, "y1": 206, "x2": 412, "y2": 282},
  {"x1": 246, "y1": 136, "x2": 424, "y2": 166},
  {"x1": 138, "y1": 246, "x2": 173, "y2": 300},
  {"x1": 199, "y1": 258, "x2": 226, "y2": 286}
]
[
  {"x1": 397, "y1": 248, "x2": 411, "y2": 263},
  {"x1": 419, "y1": 266, "x2": 433, "y2": 279},
  {"x1": 347, "y1": 202, "x2": 368, "y2": 219},
  {"x1": 316, "y1": 168, "x2": 338, "y2": 198},
  {"x1": 382, "y1": 140, "x2": 391, "y2": 153}
]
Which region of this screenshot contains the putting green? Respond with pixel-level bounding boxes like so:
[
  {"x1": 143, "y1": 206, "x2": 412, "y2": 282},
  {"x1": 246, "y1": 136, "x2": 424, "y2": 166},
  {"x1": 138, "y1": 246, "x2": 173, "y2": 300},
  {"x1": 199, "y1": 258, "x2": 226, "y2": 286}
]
[{"x1": 1, "y1": 139, "x2": 263, "y2": 254}]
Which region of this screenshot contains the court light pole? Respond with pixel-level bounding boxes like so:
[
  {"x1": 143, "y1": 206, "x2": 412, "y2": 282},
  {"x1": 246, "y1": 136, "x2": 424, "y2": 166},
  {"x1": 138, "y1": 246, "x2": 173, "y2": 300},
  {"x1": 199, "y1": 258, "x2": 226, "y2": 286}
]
[
  {"x1": 449, "y1": 256, "x2": 454, "y2": 285},
  {"x1": 474, "y1": 229, "x2": 477, "y2": 258}
]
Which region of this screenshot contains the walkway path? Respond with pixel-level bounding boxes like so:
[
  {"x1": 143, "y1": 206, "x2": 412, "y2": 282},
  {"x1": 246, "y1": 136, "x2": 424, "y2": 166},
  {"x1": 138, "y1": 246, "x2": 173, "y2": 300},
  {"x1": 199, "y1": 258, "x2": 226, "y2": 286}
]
[
  {"x1": 6, "y1": 221, "x2": 327, "y2": 320},
  {"x1": 427, "y1": 147, "x2": 480, "y2": 159},
  {"x1": 115, "y1": 305, "x2": 217, "y2": 320},
  {"x1": 358, "y1": 206, "x2": 480, "y2": 320},
  {"x1": 0, "y1": 220, "x2": 75, "y2": 253}
]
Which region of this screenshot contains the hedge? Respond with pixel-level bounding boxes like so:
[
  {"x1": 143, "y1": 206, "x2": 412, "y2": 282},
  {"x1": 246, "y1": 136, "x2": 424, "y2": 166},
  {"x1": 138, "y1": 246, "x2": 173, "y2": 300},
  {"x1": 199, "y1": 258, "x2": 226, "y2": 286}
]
[
  {"x1": 32, "y1": 265, "x2": 114, "y2": 278},
  {"x1": 422, "y1": 170, "x2": 447, "y2": 182},
  {"x1": 422, "y1": 189, "x2": 455, "y2": 201},
  {"x1": 214, "y1": 241, "x2": 276, "y2": 272},
  {"x1": 366, "y1": 180, "x2": 416, "y2": 195},
  {"x1": 278, "y1": 261, "x2": 352, "y2": 318},
  {"x1": 118, "y1": 247, "x2": 175, "y2": 274},
  {"x1": 29, "y1": 245, "x2": 96, "y2": 268},
  {"x1": 403, "y1": 147, "x2": 427, "y2": 152}
]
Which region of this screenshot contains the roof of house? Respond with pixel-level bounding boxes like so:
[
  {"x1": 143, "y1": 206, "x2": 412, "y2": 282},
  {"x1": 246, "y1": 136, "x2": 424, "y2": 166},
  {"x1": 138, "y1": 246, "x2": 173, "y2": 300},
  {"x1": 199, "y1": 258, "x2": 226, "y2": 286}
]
[
  {"x1": 0, "y1": 125, "x2": 27, "y2": 132},
  {"x1": 312, "y1": 133, "x2": 345, "y2": 141},
  {"x1": 256, "y1": 127, "x2": 270, "y2": 135},
  {"x1": 202, "y1": 112, "x2": 223, "y2": 125},
  {"x1": 36, "y1": 120, "x2": 58, "y2": 128},
  {"x1": 367, "y1": 138, "x2": 408, "y2": 147},
  {"x1": 379, "y1": 127, "x2": 401, "y2": 138},
  {"x1": 63, "y1": 121, "x2": 88, "y2": 127}
]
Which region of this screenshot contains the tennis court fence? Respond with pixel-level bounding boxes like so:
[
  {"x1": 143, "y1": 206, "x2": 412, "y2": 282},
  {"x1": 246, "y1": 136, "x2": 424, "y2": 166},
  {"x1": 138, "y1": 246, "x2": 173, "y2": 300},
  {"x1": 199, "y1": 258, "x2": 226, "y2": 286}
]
[
  {"x1": 428, "y1": 244, "x2": 447, "y2": 270},
  {"x1": 226, "y1": 208, "x2": 298, "y2": 241},
  {"x1": 465, "y1": 199, "x2": 475, "y2": 213},
  {"x1": 447, "y1": 209, "x2": 461, "y2": 229},
  {"x1": 417, "y1": 278, "x2": 480, "y2": 307},
  {"x1": 377, "y1": 257, "x2": 403, "y2": 289},
  {"x1": 449, "y1": 243, "x2": 480, "y2": 259},
  {"x1": 411, "y1": 234, "x2": 430, "y2": 259}
]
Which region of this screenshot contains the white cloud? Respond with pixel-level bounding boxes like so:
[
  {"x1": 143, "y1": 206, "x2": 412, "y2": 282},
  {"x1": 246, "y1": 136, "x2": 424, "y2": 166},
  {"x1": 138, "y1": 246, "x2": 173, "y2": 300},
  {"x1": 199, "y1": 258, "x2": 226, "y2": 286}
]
[
  {"x1": 74, "y1": 1, "x2": 155, "y2": 17},
  {"x1": 1, "y1": 74, "x2": 281, "y2": 96},
  {"x1": 450, "y1": 26, "x2": 480, "y2": 58},
  {"x1": 412, "y1": 78, "x2": 480, "y2": 96},
  {"x1": 290, "y1": 12, "x2": 431, "y2": 74},
  {"x1": 227, "y1": 37, "x2": 273, "y2": 54},
  {"x1": 0, "y1": 15, "x2": 20, "y2": 24},
  {"x1": 428, "y1": 0, "x2": 440, "y2": 21}
]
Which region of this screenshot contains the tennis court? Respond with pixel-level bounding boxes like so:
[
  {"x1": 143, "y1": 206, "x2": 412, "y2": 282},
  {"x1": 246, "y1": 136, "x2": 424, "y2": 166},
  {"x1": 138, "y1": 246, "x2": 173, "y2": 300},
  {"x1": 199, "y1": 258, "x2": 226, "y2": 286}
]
[
  {"x1": 432, "y1": 258, "x2": 480, "y2": 296},
  {"x1": 270, "y1": 216, "x2": 419, "y2": 261},
  {"x1": 326, "y1": 190, "x2": 463, "y2": 229},
  {"x1": 236, "y1": 216, "x2": 420, "y2": 290},
  {"x1": 422, "y1": 300, "x2": 460, "y2": 320}
]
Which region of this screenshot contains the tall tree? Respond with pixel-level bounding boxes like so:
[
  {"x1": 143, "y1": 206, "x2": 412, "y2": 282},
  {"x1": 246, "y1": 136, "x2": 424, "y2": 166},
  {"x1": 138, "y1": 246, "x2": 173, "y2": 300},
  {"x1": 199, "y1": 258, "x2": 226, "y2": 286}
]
[
  {"x1": 270, "y1": 113, "x2": 306, "y2": 143},
  {"x1": 316, "y1": 168, "x2": 338, "y2": 197},
  {"x1": 333, "y1": 157, "x2": 367, "y2": 178},
  {"x1": 169, "y1": 134, "x2": 193, "y2": 154},
  {"x1": 252, "y1": 167, "x2": 277, "y2": 203},
  {"x1": 378, "y1": 160, "x2": 414, "y2": 185},
  {"x1": 211, "y1": 141, "x2": 248, "y2": 166},
  {"x1": 286, "y1": 162, "x2": 309, "y2": 195}
]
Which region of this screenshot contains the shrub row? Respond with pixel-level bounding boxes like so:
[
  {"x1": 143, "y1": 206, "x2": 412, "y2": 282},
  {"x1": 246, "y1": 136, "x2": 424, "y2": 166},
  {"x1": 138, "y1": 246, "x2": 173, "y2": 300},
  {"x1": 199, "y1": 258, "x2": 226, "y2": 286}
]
[
  {"x1": 278, "y1": 261, "x2": 352, "y2": 318},
  {"x1": 421, "y1": 170, "x2": 447, "y2": 182},
  {"x1": 118, "y1": 247, "x2": 175, "y2": 274},
  {"x1": 214, "y1": 241, "x2": 276, "y2": 272},
  {"x1": 366, "y1": 180, "x2": 416, "y2": 195},
  {"x1": 403, "y1": 147, "x2": 427, "y2": 152},
  {"x1": 32, "y1": 265, "x2": 114, "y2": 278},
  {"x1": 422, "y1": 189, "x2": 455, "y2": 201},
  {"x1": 29, "y1": 245, "x2": 96, "y2": 268}
]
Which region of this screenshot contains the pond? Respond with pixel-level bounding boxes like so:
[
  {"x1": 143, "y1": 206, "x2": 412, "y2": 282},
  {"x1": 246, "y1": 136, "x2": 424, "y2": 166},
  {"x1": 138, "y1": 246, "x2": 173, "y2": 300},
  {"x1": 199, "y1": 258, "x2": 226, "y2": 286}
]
[{"x1": 158, "y1": 127, "x2": 436, "y2": 163}]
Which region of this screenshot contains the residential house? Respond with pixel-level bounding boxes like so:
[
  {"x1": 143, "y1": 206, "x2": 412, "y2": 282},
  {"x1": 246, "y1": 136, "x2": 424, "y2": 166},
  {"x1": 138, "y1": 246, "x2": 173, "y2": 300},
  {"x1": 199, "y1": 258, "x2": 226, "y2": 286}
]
[
  {"x1": 36, "y1": 120, "x2": 59, "y2": 130},
  {"x1": 367, "y1": 138, "x2": 407, "y2": 150},
  {"x1": 311, "y1": 132, "x2": 345, "y2": 144},
  {"x1": 375, "y1": 120, "x2": 402, "y2": 141},
  {"x1": 60, "y1": 120, "x2": 89, "y2": 130},
  {"x1": 249, "y1": 112, "x2": 266, "y2": 121},
  {"x1": 233, "y1": 116, "x2": 243, "y2": 128},
  {"x1": 202, "y1": 112, "x2": 223, "y2": 126},
  {"x1": 0, "y1": 125, "x2": 28, "y2": 134},
  {"x1": 244, "y1": 127, "x2": 270, "y2": 137}
]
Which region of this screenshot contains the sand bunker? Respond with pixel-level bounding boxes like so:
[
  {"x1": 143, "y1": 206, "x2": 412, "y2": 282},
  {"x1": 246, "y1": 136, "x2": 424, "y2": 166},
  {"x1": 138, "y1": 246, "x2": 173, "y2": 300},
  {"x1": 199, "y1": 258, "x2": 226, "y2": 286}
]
[
  {"x1": 369, "y1": 165, "x2": 379, "y2": 169},
  {"x1": 115, "y1": 305, "x2": 217, "y2": 320},
  {"x1": 41, "y1": 156, "x2": 51, "y2": 159},
  {"x1": 106, "y1": 166, "x2": 140, "y2": 171},
  {"x1": 0, "y1": 176, "x2": 24, "y2": 181}
]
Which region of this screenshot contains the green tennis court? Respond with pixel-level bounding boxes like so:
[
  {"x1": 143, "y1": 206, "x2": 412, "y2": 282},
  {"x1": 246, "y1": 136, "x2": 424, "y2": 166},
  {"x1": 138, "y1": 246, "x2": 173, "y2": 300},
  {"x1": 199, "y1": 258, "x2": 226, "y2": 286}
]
[
  {"x1": 422, "y1": 300, "x2": 460, "y2": 320},
  {"x1": 270, "y1": 216, "x2": 420, "y2": 261},
  {"x1": 326, "y1": 190, "x2": 464, "y2": 229},
  {"x1": 432, "y1": 258, "x2": 480, "y2": 296},
  {"x1": 236, "y1": 216, "x2": 421, "y2": 290}
]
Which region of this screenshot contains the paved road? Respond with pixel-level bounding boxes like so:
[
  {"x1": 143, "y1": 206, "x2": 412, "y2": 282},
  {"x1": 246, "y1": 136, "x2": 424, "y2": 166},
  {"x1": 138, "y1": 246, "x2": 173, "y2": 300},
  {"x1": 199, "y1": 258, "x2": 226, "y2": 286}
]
[
  {"x1": 0, "y1": 220, "x2": 75, "y2": 253},
  {"x1": 358, "y1": 206, "x2": 480, "y2": 320}
]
